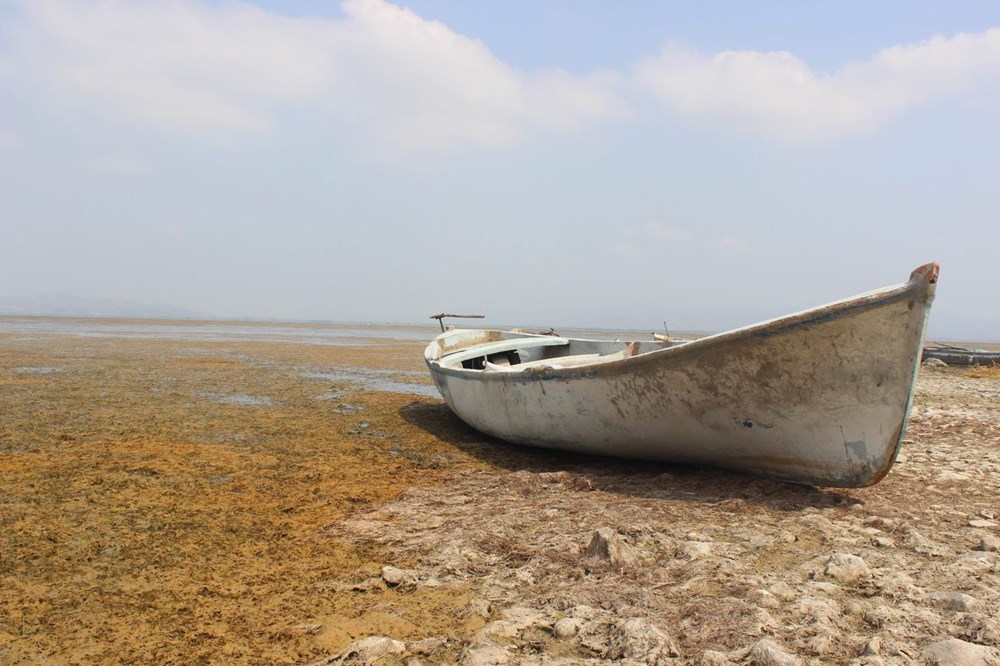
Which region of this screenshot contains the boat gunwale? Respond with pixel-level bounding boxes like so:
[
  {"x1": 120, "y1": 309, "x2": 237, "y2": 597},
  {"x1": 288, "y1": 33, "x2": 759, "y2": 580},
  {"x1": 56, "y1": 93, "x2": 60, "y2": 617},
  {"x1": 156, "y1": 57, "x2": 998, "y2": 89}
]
[{"x1": 425, "y1": 274, "x2": 932, "y2": 383}]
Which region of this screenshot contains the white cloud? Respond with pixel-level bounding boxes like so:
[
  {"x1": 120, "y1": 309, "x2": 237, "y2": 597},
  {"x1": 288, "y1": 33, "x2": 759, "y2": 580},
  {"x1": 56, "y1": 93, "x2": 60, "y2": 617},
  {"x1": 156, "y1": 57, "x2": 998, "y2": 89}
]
[
  {"x1": 334, "y1": 0, "x2": 525, "y2": 147},
  {"x1": 635, "y1": 29, "x2": 1000, "y2": 141},
  {"x1": 2, "y1": 0, "x2": 623, "y2": 148},
  {"x1": 523, "y1": 68, "x2": 625, "y2": 131},
  {"x1": 4, "y1": 2, "x2": 997, "y2": 147},
  {"x1": 9, "y1": 1, "x2": 338, "y2": 133}
]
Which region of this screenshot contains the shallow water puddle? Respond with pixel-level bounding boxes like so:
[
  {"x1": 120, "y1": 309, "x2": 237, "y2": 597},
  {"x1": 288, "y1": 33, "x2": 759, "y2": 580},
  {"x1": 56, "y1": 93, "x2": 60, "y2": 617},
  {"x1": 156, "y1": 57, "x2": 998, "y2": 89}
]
[
  {"x1": 14, "y1": 366, "x2": 62, "y2": 374},
  {"x1": 199, "y1": 392, "x2": 276, "y2": 406},
  {"x1": 302, "y1": 367, "x2": 439, "y2": 398}
]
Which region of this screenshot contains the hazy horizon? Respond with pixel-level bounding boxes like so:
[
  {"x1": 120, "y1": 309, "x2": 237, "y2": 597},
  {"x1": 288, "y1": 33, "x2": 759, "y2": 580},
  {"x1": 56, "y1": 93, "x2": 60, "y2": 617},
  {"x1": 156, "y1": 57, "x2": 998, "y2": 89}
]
[{"x1": 0, "y1": 289, "x2": 996, "y2": 343}]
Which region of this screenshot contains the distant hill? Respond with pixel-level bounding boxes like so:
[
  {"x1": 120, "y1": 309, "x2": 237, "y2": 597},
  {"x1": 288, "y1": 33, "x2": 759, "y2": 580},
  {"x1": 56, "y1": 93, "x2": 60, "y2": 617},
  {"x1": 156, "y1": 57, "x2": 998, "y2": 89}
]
[{"x1": 0, "y1": 293, "x2": 212, "y2": 319}]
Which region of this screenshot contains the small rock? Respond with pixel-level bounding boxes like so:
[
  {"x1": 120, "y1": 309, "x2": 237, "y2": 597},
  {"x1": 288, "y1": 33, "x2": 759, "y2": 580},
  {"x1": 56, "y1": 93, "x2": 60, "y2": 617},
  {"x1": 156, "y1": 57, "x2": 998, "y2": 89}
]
[
  {"x1": 874, "y1": 536, "x2": 895, "y2": 548},
  {"x1": 824, "y1": 553, "x2": 871, "y2": 584},
  {"x1": 778, "y1": 531, "x2": 797, "y2": 543},
  {"x1": 767, "y1": 582, "x2": 798, "y2": 602},
  {"x1": 804, "y1": 630, "x2": 838, "y2": 656},
  {"x1": 921, "y1": 638, "x2": 1000, "y2": 666},
  {"x1": 686, "y1": 531, "x2": 713, "y2": 542},
  {"x1": 700, "y1": 649, "x2": 736, "y2": 665},
  {"x1": 904, "y1": 527, "x2": 950, "y2": 557},
  {"x1": 680, "y1": 541, "x2": 713, "y2": 560},
  {"x1": 864, "y1": 605, "x2": 894, "y2": 629},
  {"x1": 475, "y1": 607, "x2": 549, "y2": 642},
  {"x1": 923, "y1": 358, "x2": 948, "y2": 368},
  {"x1": 875, "y1": 570, "x2": 918, "y2": 598},
  {"x1": 923, "y1": 591, "x2": 978, "y2": 612},
  {"x1": 552, "y1": 617, "x2": 583, "y2": 639},
  {"x1": 982, "y1": 510, "x2": 997, "y2": 520},
  {"x1": 586, "y1": 527, "x2": 639, "y2": 567},
  {"x1": 975, "y1": 535, "x2": 1000, "y2": 552},
  {"x1": 750, "y1": 589, "x2": 781, "y2": 609},
  {"x1": 407, "y1": 638, "x2": 444, "y2": 655},
  {"x1": 744, "y1": 607, "x2": 777, "y2": 637},
  {"x1": 325, "y1": 636, "x2": 406, "y2": 665},
  {"x1": 568, "y1": 604, "x2": 599, "y2": 620},
  {"x1": 747, "y1": 638, "x2": 801, "y2": 666},
  {"x1": 499, "y1": 606, "x2": 549, "y2": 630},
  {"x1": 955, "y1": 614, "x2": 1000, "y2": 645},
  {"x1": 969, "y1": 520, "x2": 999, "y2": 529},
  {"x1": 465, "y1": 598, "x2": 491, "y2": 619},
  {"x1": 381, "y1": 565, "x2": 418, "y2": 589},
  {"x1": 795, "y1": 597, "x2": 839, "y2": 624},
  {"x1": 861, "y1": 637, "x2": 881, "y2": 657},
  {"x1": 461, "y1": 642, "x2": 511, "y2": 666},
  {"x1": 864, "y1": 516, "x2": 899, "y2": 531},
  {"x1": 844, "y1": 600, "x2": 868, "y2": 616},
  {"x1": 480, "y1": 621, "x2": 518, "y2": 639},
  {"x1": 607, "y1": 617, "x2": 681, "y2": 663}
]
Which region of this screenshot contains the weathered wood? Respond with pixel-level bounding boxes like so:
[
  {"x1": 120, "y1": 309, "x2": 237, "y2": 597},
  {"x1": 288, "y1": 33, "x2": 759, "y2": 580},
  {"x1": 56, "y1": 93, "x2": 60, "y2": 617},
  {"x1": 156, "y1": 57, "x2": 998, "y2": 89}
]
[{"x1": 429, "y1": 313, "x2": 485, "y2": 332}]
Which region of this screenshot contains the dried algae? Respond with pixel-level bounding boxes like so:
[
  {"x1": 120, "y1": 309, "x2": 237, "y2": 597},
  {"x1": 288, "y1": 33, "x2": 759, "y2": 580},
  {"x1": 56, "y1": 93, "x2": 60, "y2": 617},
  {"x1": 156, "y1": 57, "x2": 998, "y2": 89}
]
[{"x1": 0, "y1": 329, "x2": 484, "y2": 665}]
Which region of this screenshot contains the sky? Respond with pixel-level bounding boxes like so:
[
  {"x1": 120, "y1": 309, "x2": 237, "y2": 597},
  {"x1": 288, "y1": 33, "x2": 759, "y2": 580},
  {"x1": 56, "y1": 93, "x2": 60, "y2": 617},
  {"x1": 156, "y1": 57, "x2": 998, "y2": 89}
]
[{"x1": 1, "y1": 0, "x2": 999, "y2": 338}]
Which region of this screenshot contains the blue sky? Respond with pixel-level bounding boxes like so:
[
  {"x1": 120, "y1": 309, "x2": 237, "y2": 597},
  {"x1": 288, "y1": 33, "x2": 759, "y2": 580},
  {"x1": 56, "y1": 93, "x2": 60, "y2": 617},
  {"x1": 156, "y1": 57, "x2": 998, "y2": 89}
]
[{"x1": 1, "y1": 0, "x2": 998, "y2": 338}]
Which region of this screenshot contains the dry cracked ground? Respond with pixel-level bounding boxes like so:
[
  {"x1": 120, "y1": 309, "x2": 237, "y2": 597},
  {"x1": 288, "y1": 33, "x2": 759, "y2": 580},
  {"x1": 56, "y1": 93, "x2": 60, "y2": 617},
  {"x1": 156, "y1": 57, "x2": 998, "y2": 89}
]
[{"x1": 1, "y1": 319, "x2": 998, "y2": 666}]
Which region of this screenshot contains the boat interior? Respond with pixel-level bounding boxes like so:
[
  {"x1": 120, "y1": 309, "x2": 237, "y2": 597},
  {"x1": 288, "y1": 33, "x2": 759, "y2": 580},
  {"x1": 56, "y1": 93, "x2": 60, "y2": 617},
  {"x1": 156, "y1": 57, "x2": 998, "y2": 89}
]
[{"x1": 434, "y1": 331, "x2": 685, "y2": 372}]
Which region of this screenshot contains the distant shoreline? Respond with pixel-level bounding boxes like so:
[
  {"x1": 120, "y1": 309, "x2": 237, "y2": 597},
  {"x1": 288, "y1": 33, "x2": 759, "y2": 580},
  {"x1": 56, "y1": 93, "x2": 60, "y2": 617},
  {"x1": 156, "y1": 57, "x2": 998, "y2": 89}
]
[{"x1": 0, "y1": 312, "x2": 996, "y2": 349}]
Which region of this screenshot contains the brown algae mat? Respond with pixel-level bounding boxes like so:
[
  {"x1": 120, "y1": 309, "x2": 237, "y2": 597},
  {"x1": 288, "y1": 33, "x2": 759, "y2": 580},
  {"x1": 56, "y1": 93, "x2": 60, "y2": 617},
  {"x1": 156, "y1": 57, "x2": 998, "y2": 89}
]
[
  {"x1": 2, "y1": 324, "x2": 1000, "y2": 665},
  {"x1": 0, "y1": 331, "x2": 483, "y2": 664}
]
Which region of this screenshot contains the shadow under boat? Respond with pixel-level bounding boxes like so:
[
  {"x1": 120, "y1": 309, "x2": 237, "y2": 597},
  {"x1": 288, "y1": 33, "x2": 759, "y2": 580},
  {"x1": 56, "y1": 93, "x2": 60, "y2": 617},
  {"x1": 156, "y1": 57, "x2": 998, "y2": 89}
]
[{"x1": 399, "y1": 400, "x2": 865, "y2": 513}]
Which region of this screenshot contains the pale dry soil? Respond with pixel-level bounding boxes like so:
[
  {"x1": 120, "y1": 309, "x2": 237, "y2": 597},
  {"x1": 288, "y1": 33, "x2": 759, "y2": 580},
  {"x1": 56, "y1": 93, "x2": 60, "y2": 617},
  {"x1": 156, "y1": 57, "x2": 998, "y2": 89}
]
[
  {"x1": 322, "y1": 366, "x2": 1000, "y2": 666},
  {"x1": 1, "y1": 327, "x2": 998, "y2": 665}
]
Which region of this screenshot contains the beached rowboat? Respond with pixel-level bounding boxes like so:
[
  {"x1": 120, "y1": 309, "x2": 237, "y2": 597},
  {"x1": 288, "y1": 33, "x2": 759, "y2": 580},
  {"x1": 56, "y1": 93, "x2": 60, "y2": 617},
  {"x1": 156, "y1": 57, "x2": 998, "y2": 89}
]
[{"x1": 424, "y1": 264, "x2": 939, "y2": 487}]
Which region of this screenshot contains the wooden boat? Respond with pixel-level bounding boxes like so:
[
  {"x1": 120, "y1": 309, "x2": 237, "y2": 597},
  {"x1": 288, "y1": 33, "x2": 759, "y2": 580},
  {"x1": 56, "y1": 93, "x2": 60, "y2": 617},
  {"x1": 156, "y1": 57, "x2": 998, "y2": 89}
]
[
  {"x1": 921, "y1": 345, "x2": 1000, "y2": 366},
  {"x1": 424, "y1": 264, "x2": 939, "y2": 487}
]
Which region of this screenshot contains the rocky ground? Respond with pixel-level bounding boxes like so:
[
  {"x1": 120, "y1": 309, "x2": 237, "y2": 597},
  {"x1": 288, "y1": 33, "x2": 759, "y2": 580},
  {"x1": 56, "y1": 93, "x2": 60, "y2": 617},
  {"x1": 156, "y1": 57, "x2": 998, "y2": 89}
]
[
  {"x1": 318, "y1": 365, "x2": 1000, "y2": 666},
  {"x1": 1, "y1": 320, "x2": 998, "y2": 665}
]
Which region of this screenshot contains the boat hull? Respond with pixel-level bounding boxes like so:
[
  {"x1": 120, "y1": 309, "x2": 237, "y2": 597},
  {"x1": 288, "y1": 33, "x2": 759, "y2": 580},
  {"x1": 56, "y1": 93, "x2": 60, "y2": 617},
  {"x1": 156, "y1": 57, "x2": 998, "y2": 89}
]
[{"x1": 425, "y1": 265, "x2": 938, "y2": 487}]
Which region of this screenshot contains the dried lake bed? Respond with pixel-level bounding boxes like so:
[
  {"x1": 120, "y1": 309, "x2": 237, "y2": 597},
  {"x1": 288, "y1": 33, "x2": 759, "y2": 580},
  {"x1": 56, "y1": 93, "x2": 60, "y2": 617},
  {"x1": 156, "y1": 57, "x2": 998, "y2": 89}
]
[{"x1": 1, "y1": 316, "x2": 999, "y2": 665}]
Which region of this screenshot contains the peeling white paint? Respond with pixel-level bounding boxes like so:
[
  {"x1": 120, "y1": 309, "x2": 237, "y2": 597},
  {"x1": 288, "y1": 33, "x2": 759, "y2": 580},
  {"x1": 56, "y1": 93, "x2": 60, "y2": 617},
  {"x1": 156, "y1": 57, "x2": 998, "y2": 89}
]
[{"x1": 425, "y1": 264, "x2": 939, "y2": 487}]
